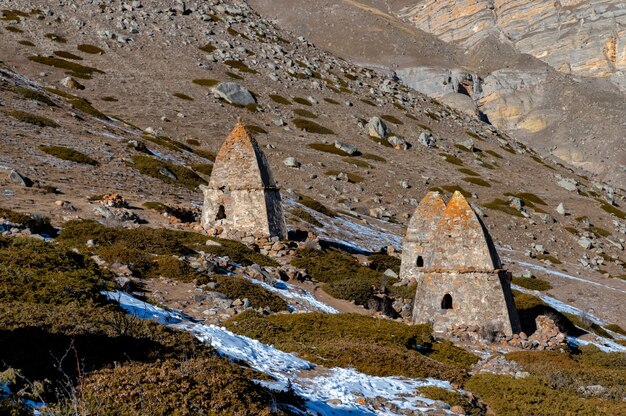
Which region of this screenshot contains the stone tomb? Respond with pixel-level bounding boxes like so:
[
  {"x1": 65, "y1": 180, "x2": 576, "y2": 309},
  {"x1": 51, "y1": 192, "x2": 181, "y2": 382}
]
[
  {"x1": 402, "y1": 191, "x2": 520, "y2": 337},
  {"x1": 201, "y1": 122, "x2": 287, "y2": 239}
]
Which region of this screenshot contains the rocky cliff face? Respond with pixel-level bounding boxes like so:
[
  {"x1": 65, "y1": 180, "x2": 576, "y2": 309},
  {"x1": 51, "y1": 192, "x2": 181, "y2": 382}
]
[{"x1": 398, "y1": 0, "x2": 626, "y2": 89}]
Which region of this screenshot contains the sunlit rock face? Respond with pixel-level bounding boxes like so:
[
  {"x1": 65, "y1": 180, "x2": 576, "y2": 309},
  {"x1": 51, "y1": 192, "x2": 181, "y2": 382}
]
[{"x1": 400, "y1": 0, "x2": 626, "y2": 89}]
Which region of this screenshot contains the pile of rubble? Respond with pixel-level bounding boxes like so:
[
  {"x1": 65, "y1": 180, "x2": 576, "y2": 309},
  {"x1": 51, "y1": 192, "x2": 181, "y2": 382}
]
[
  {"x1": 470, "y1": 355, "x2": 530, "y2": 379},
  {"x1": 449, "y1": 315, "x2": 568, "y2": 351}
]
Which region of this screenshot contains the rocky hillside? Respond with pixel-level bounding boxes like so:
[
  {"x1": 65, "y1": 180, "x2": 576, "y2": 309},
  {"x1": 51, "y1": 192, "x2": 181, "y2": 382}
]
[{"x1": 250, "y1": 0, "x2": 626, "y2": 186}]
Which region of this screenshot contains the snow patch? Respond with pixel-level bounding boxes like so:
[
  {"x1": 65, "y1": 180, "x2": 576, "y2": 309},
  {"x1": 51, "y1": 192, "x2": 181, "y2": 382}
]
[{"x1": 104, "y1": 291, "x2": 457, "y2": 415}]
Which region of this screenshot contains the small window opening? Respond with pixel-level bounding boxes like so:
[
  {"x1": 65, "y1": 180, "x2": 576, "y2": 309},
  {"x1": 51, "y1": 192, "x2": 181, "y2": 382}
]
[
  {"x1": 441, "y1": 294, "x2": 453, "y2": 310},
  {"x1": 215, "y1": 205, "x2": 226, "y2": 220},
  {"x1": 416, "y1": 256, "x2": 424, "y2": 267}
]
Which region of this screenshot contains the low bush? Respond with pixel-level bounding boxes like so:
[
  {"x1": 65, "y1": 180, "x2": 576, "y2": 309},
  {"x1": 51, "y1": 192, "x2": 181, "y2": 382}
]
[
  {"x1": 295, "y1": 194, "x2": 336, "y2": 217},
  {"x1": 204, "y1": 238, "x2": 278, "y2": 267},
  {"x1": 269, "y1": 94, "x2": 291, "y2": 105},
  {"x1": 485, "y1": 149, "x2": 503, "y2": 159},
  {"x1": 192, "y1": 78, "x2": 219, "y2": 87},
  {"x1": 44, "y1": 33, "x2": 67, "y2": 43},
  {"x1": 198, "y1": 43, "x2": 216, "y2": 53},
  {"x1": 308, "y1": 142, "x2": 348, "y2": 156},
  {"x1": 368, "y1": 254, "x2": 401, "y2": 273},
  {"x1": 40, "y1": 145, "x2": 98, "y2": 165},
  {"x1": 192, "y1": 148, "x2": 216, "y2": 161},
  {"x1": 323, "y1": 97, "x2": 340, "y2": 105},
  {"x1": 598, "y1": 201, "x2": 626, "y2": 220},
  {"x1": 9, "y1": 110, "x2": 58, "y2": 127},
  {"x1": 605, "y1": 324, "x2": 626, "y2": 336},
  {"x1": 535, "y1": 254, "x2": 562, "y2": 265},
  {"x1": 63, "y1": 357, "x2": 291, "y2": 416},
  {"x1": 324, "y1": 169, "x2": 363, "y2": 183},
  {"x1": 246, "y1": 124, "x2": 267, "y2": 135},
  {"x1": 12, "y1": 87, "x2": 56, "y2": 106},
  {"x1": 214, "y1": 276, "x2": 288, "y2": 312},
  {"x1": 440, "y1": 153, "x2": 463, "y2": 166},
  {"x1": 77, "y1": 44, "x2": 104, "y2": 54},
  {"x1": 141, "y1": 134, "x2": 192, "y2": 152},
  {"x1": 441, "y1": 185, "x2": 471, "y2": 197},
  {"x1": 466, "y1": 373, "x2": 626, "y2": 416},
  {"x1": 172, "y1": 92, "x2": 193, "y2": 101},
  {"x1": 190, "y1": 163, "x2": 213, "y2": 176},
  {"x1": 380, "y1": 115, "x2": 403, "y2": 125},
  {"x1": 483, "y1": 199, "x2": 524, "y2": 217},
  {"x1": 462, "y1": 177, "x2": 491, "y2": 187},
  {"x1": 28, "y1": 55, "x2": 104, "y2": 79},
  {"x1": 0, "y1": 207, "x2": 53, "y2": 234},
  {"x1": 290, "y1": 207, "x2": 322, "y2": 227},
  {"x1": 292, "y1": 97, "x2": 312, "y2": 106},
  {"x1": 5, "y1": 26, "x2": 23, "y2": 33},
  {"x1": 53, "y1": 50, "x2": 82, "y2": 60},
  {"x1": 293, "y1": 118, "x2": 334, "y2": 134},
  {"x1": 293, "y1": 108, "x2": 317, "y2": 118},
  {"x1": 343, "y1": 157, "x2": 372, "y2": 168},
  {"x1": 66, "y1": 96, "x2": 108, "y2": 119},
  {"x1": 129, "y1": 155, "x2": 206, "y2": 189},
  {"x1": 224, "y1": 59, "x2": 257, "y2": 74},
  {"x1": 360, "y1": 153, "x2": 386, "y2": 162},
  {"x1": 511, "y1": 277, "x2": 552, "y2": 291},
  {"x1": 226, "y1": 311, "x2": 477, "y2": 383},
  {"x1": 458, "y1": 168, "x2": 480, "y2": 177},
  {"x1": 17, "y1": 40, "x2": 35, "y2": 47}
]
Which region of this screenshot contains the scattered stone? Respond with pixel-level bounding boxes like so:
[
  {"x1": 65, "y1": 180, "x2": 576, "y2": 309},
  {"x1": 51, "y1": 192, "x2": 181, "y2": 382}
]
[
  {"x1": 418, "y1": 131, "x2": 436, "y2": 147},
  {"x1": 508, "y1": 197, "x2": 524, "y2": 211},
  {"x1": 557, "y1": 177, "x2": 578, "y2": 192},
  {"x1": 578, "y1": 236, "x2": 593, "y2": 249},
  {"x1": 61, "y1": 76, "x2": 85, "y2": 90},
  {"x1": 283, "y1": 157, "x2": 300, "y2": 168},
  {"x1": 212, "y1": 82, "x2": 256, "y2": 106},
  {"x1": 556, "y1": 203, "x2": 566, "y2": 215},
  {"x1": 367, "y1": 117, "x2": 389, "y2": 139},
  {"x1": 387, "y1": 136, "x2": 408, "y2": 150},
  {"x1": 8, "y1": 170, "x2": 32, "y2": 187},
  {"x1": 334, "y1": 141, "x2": 358, "y2": 155},
  {"x1": 460, "y1": 137, "x2": 474, "y2": 151}
]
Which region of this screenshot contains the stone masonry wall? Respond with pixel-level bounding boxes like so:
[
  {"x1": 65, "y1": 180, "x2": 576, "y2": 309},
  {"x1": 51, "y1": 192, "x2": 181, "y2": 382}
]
[{"x1": 412, "y1": 270, "x2": 521, "y2": 337}]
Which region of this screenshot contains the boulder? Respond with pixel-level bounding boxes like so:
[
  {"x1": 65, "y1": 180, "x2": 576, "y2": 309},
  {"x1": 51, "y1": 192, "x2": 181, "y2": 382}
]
[
  {"x1": 8, "y1": 170, "x2": 32, "y2": 187},
  {"x1": 557, "y1": 177, "x2": 578, "y2": 192},
  {"x1": 334, "y1": 141, "x2": 358, "y2": 155},
  {"x1": 367, "y1": 117, "x2": 389, "y2": 139},
  {"x1": 283, "y1": 157, "x2": 300, "y2": 168},
  {"x1": 387, "y1": 135, "x2": 408, "y2": 150},
  {"x1": 418, "y1": 131, "x2": 436, "y2": 147},
  {"x1": 212, "y1": 82, "x2": 256, "y2": 106},
  {"x1": 61, "y1": 76, "x2": 85, "y2": 90}
]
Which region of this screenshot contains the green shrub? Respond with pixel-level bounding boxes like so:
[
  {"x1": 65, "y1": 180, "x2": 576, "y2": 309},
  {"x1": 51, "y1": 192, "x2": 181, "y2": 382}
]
[
  {"x1": 198, "y1": 43, "x2": 216, "y2": 53},
  {"x1": 343, "y1": 157, "x2": 372, "y2": 168},
  {"x1": 66, "y1": 96, "x2": 108, "y2": 119},
  {"x1": 140, "y1": 134, "x2": 190, "y2": 152},
  {"x1": 485, "y1": 149, "x2": 503, "y2": 159},
  {"x1": 380, "y1": 115, "x2": 403, "y2": 125},
  {"x1": 563, "y1": 313, "x2": 612, "y2": 339},
  {"x1": 324, "y1": 97, "x2": 340, "y2": 105},
  {"x1": 5, "y1": 26, "x2": 23, "y2": 33},
  {"x1": 142, "y1": 201, "x2": 169, "y2": 214},
  {"x1": 463, "y1": 177, "x2": 491, "y2": 187},
  {"x1": 28, "y1": 55, "x2": 104, "y2": 78},
  {"x1": 535, "y1": 254, "x2": 562, "y2": 265},
  {"x1": 186, "y1": 138, "x2": 201, "y2": 146},
  {"x1": 367, "y1": 254, "x2": 401, "y2": 273},
  {"x1": 598, "y1": 201, "x2": 626, "y2": 219},
  {"x1": 458, "y1": 168, "x2": 480, "y2": 177},
  {"x1": 40, "y1": 145, "x2": 98, "y2": 165},
  {"x1": 512, "y1": 277, "x2": 553, "y2": 291},
  {"x1": 325, "y1": 278, "x2": 374, "y2": 305},
  {"x1": 172, "y1": 92, "x2": 193, "y2": 101},
  {"x1": 291, "y1": 249, "x2": 382, "y2": 285},
  {"x1": 290, "y1": 207, "x2": 322, "y2": 227},
  {"x1": 224, "y1": 59, "x2": 257, "y2": 74},
  {"x1": 204, "y1": 238, "x2": 278, "y2": 267},
  {"x1": 0, "y1": 207, "x2": 53, "y2": 234},
  {"x1": 360, "y1": 153, "x2": 386, "y2": 162},
  {"x1": 292, "y1": 97, "x2": 312, "y2": 106},
  {"x1": 605, "y1": 324, "x2": 626, "y2": 336},
  {"x1": 0, "y1": 237, "x2": 104, "y2": 305},
  {"x1": 214, "y1": 276, "x2": 288, "y2": 312},
  {"x1": 65, "y1": 357, "x2": 290, "y2": 416},
  {"x1": 193, "y1": 148, "x2": 216, "y2": 161},
  {"x1": 17, "y1": 40, "x2": 35, "y2": 47},
  {"x1": 12, "y1": 87, "x2": 56, "y2": 106},
  {"x1": 441, "y1": 153, "x2": 464, "y2": 166},
  {"x1": 483, "y1": 199, "x2": 524, "y2": 217},
  {"x1": 9, "y1": 110, "x2": 58, "y2": 127},
  {"x1": 226, "y1": 312, "x2": 476, "y2": 383},
  {"x1": 307, "y1": 143, "x2": 348, "y2": 156},
  {"x1": 53, "y1": 50, "x2": 82, "y2": 60},
  {"x1": 466, "y1": 373, "x2": 626, "y2": 416},
  {"x1": 226, "y1": 71, "x2": 243, "y2": 80},
  {"x1": 192, "y1": 78, "x2": 219, "y2": 87},
  {"x1": 269, "y1": 94, "x2": 291, "y2": 105},
  {"x1": 190, "y1": 163, "x2": 213, "y2": 176},
  {"x1": 293, "y1": 119, "x2": 334, "y2": 134},
  {"x1": 360, "y1": 99, "x2": 376, "y2": 106},
  {"x1": 441, "y1": 185, "x2": 471, "y2": 197},
  {"x1": 587, "y1": 226, "x2": 611, "y2": 238},
  {"x1": 44, "y1": 33, "x2": 67, "y2": 43},
  {"x1": 295, "y1": 194, "x2": 336, "y2": 217},
  {"x1": 129, "y1": 155, "x2": 206, "y2": 189},
  {"x1": 77, "y1": 44, "x2": 104, "y2": 54},
  {"x1": 293, "y1": 108, "x2": 317, "y2": 118}
]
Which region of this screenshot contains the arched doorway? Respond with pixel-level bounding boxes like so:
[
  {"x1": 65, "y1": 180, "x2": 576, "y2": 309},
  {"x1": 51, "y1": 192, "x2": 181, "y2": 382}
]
[
  {"x1": 441, "y1": 294, "x2": 453, "y2": 310},
  {"x1": 215, "y1": 205, "x2": 226, "y2": 220}
]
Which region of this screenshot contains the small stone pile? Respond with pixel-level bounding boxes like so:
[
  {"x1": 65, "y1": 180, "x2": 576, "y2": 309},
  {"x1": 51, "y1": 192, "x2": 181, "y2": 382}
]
[
  {"x1": 449, "y1": 315, "x2": 567, "y2": 351},
  {"x1": 470, "y1": 355, "x2": 529, "y2": 379},
  {"x1": 101, "y1": 193, "x2": 129, "y2": 208}
]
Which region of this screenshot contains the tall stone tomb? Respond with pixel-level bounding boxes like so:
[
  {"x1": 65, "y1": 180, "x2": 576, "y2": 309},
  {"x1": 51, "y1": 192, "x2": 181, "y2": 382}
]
[
  {"x1": 201, "y1": 122, "x2": 287, "y2": 239},
  {"x1": 402, "y1": 191, "x2": 520, "y2": 336}
]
